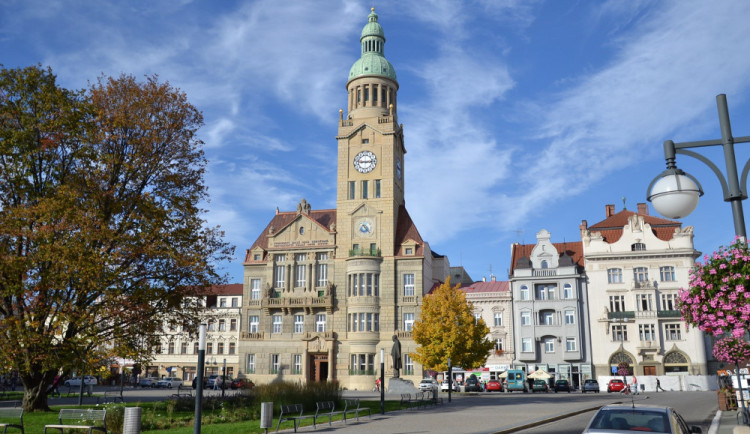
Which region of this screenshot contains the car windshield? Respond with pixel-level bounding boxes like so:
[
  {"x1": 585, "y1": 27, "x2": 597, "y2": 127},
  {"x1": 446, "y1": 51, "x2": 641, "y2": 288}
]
[{"x1": 589, "y1": 409, "x2": 669, "y2": 433}]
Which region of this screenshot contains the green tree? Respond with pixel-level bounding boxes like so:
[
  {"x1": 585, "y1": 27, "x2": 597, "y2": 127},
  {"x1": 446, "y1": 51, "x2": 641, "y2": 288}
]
[
  {"x1": 410, "y1": 278, "x2": 494, "y2": 372},
  {"x1": 0, "y1": 65, "x2": 234, "y2": 411}
]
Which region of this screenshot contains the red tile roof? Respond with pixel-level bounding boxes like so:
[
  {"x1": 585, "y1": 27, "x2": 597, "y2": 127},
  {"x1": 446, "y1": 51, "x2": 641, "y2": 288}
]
[
  {"x1": 395, "y1": 205, "x2": 424, "y2": 256},
  {"x1": 509, "y1": 241, "x2": 584, "y2": 276},
  {"x1": 206, "y1": 284, "x2": 243, "y2": 296},
  {"x1": 459, "y1": 280, "x2": 510, "y2": 293},
  {"x1": 588, "y1": 209, "x2": 681, "y2": 243},
  {"x1": 245, "y1": 209, "x2": 337, "y2": 262}
]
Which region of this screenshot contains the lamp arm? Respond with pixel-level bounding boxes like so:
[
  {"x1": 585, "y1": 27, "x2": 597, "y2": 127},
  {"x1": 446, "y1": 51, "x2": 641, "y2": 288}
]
[
  {"x1": 740, "y1": 157, "x2": 750, "y2": 199},
  {"x1": 676, "y1": 149, "x2": 731, "y2": 199}
]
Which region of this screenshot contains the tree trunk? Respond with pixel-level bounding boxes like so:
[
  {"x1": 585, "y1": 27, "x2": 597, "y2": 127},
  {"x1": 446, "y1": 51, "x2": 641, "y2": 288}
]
[{"x1": 21, "y1": 372, "x2": 54, "y2": 412}]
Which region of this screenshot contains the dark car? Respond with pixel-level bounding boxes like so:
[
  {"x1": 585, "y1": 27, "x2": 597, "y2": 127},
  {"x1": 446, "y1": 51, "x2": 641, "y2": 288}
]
[
  {"x1": 583, "y1": 404, "x2": 702, "y2": 433},
  {"x1": 582, "y1": 379, "x2": 600, "y2": 393},
  {"x1": 554, "y1": 379, "x2": 571, "y2": 393},
  {"x1": 464, "y1": 375, "x2": 481, "y2": 392},
  {"x1": 486, "y1": 379, "x2": 502, "y2": 392},
  {"x1": 532, "y1": 379, "x2": 549, "y2": 393},
  {"x1": 231, "y1": 377, "x2": 254, "y2": 390}
]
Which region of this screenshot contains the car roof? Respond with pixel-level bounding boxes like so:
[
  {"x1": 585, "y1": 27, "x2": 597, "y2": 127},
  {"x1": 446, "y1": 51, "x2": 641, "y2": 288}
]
[{"x1": 599, "y1": 404, "x2": 671, "y2": 414}]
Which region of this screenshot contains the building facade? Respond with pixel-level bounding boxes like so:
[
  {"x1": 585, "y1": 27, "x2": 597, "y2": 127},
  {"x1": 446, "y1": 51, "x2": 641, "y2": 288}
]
[
  {"x1": 509, "y1": 229, "x2": 593, "y2": 388},
  {"x1": 238, "y1": 9, "x2": 448, "y2": 390},
  {"x1": 581, "y1": 203, "x2": 709, "y2": 377}
]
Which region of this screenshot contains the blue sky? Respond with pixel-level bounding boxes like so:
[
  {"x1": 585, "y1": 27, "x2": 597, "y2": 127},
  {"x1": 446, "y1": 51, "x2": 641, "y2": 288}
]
[{"x1": 3, "y1": 1, "x2": 750, "y2": 284}]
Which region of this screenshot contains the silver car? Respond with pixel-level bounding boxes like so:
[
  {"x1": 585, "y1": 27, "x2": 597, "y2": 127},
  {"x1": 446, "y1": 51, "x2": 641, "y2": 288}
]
[
  {"x1": 418, "y1": 378, "x2": 438, "y2": 392},
  {"x1": 583, "y1": 404, "x2": 702, "y2": 433}
]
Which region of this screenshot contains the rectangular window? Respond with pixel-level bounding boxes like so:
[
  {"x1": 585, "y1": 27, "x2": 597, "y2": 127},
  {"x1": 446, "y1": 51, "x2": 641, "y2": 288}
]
[
  {"x1": 274, "y1": 255, "x2": 286, "y2": 288},
  {"x1": 246, "y1": 354, "x2": 255, "y2": 373},
  {"x1": 633, "y1": 267, "x2": 649, "y2": 282},
  {"x1": 520, "y1": 286, "x2": 529, "y2": 300},
  {"x1": 563, "y1": 284, "x2": 573, "y2": 299},
  {"x1": 607, "y1": 268, "x2": 623, "y2": 283},
  {"x1": 495, "y1": 338, "x2": 504, "y2": 351},
  {"x1": 230, "y1": 319, "x2": 237, "y2": 331},
  {"x1": 544, "y1": 339, "x2": 555, "y2": 353},
  {"x1": 521, "y1": 311, "x2": 531, "y2": 326},
  {"x1": 208, "y1": 320, "x2": 215, "y2": 331},
  {"x1": 566, "y1": 338, "x2": 577, "y2": 352},
  {"x1": 206, "y1": 343, "x2": 212, "y2": 354},
  {"x1": 231, "y1": 297, "x2": 238, "y2": 307},
  {"x1": 272, "y1": 315, "x2": 282, "y2": 334},
  {"x1": 404, "y1": 313, "x2": 414, "y2": 331},
  {"x1": 612, "y1": 325, "x2": 628, "y2": 341},
  {"x1": 542, "y1": 312, "x2": 553, "y2": 325},
  {"x1": 639, "y1": 324, "x2": 655, "y2": 341},
  {"x1": 293, "y1": 354, "x2": 302, "y2": 375},
  {"x1": 665, "y1": 323, "x2": 682, "y2": 340},
  {"x1": 349, "y1": 181, "x2": 355, "y2": 199},
  {"x1": 217, "y1": 342, "x2": 224, "y2": 355},
  {"x1": 181, "y1": 342, "x2": 188, "y2": 354},
  {"x1": 637, "y1": 294, "x2": 653, "y2": 311},
  {"x1": 315, "y1": 314, "x2": 326, "y2": 332},
  {"x1": 404, "y1": 354, "x2": 414, "y2": 375},
  {"x1": 609, "y1": 295, "x2": 625, "y2": 312},
  {"x1": 220, "y1": 298, "x2": 226, "y2": 307},
  {"x1": 271, "y1": 354, "x2": 279, "y2": 374},
  {"x1": 361, "y1": 180, "x2": 368, "y2": 199},
  {"x1": 316, "y1": 253, "x2": 328, "y2": 286},
  {"x1": 403, "y1": 274, "x2": 415, "y2": 297},
  {"x1": 660, "y1": 266, "x2": 676, "y2": 282},
  {"x1": 661, "y1": 293, "x2": 677, "y2": 311},
  {"x1": 295, "y1": 254, "x2": 306, "y2": 287},
  {"x1": 251, "y1": 279, "x2": 261, "y2": 300},
  {"x1": 522, "y1": 338, "x2": 532, "y2": 352},
  {"x1": 374, "y1": 313, "x2": 379, "y2": 332},
  {"x1": 474, "y1": 313, "x2": 481, "y2": 324},
  {"x1": 493, "y1": 313, "x2": 503, "y2": 327},
  {"x1": 565, "y1": 310, "x2": 575, "y2": 325},
  {"x1": 249, "y1": 315, "x2": 259, "y2": 333},
  {"x1": 364, "y1": 87, "x2": 369, "y2": 102},
  {"x1": 218, "y1": 320, "x2": 226, "y2": 331},
  {"x1": 229, "y1": 342, "x2": 235, "y2": 355},
  {"x1": 294, "y1": 314, "x2": 304, "y2": 333},
  {"x1": 194, "y1": 342, "x2": 198, "y2": 354},
  {"x1": 375, "y1": 180, "x2": 381, "y2": 198}
]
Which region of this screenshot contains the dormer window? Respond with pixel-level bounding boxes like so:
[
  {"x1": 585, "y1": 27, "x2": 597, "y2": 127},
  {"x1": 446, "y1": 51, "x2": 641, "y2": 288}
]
[
  {"x1": 541, "y1": 260, "x2": 548, "y2": 269},
  {"x1": 362, "y1": 138, "x2": 369, "y2": 144},
  {"x1": 405, "y1": 247, "x2": 413, "y2": 255},
  {"x1": 631, "y1": 243, "x2": 646, "y2": 251},
  {"x1": 253, "y1": 254, "x2": 261, "y2": 261}
]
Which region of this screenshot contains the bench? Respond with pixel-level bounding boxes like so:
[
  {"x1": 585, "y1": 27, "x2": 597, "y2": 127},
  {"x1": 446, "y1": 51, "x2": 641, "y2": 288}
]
[
  {"x1": 400, "y1": 393, "x2": 417, "y2": 410},
  {"x1": 343, "y1": 398, "x2": 371, "y2": 422},
  {"x1": 0, "y1": 407, "x2": 23, "y2": 433},
  {"x1": 44, "y1": 409, "x2": 106, "y2": 434},
  {"x1": 97, "y1": 389, "x2": 124, "y2": 404},
  {"x1": 170, "y1": 385, "x2": 193, "y2": 399},
  {"x1": 276, "y1": 404, "x2": 315, "y2": 433},
  {"x1": 314, "y1": 401, "x2": 345, "y2": 428}
]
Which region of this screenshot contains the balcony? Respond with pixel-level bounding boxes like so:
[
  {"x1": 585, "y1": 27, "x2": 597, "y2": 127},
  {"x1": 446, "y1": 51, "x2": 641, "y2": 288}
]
[
  {"x1": 396, "y1": 331, "x2": 412, "y2": 340},
  {"x1": 261, "y1": 294, "x2": 334, "y2": 314},
  {"x1": 400, "y1": 295, "x2": 420, "y2": 305},
  {"x1": 240, "y1": 332, "x2": 265, "y2": 340},
  {"x1": 657, "y1": 310, "x2": 681, "y2": 318},
  {"x1": 349, "y1": 247, "x2": 381, "y2": 258},
  {"x1": 607, "y1": 311, "x2": 635, "y2": 320},
  {"x1": 532, "y1": 269, "x2": 557, "y2": 277}
]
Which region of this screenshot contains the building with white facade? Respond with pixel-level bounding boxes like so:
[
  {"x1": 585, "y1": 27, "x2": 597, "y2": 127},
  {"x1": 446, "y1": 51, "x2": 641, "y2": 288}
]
[{"x1": 580, "y1": 203, "x2": 709, "y2": 377}]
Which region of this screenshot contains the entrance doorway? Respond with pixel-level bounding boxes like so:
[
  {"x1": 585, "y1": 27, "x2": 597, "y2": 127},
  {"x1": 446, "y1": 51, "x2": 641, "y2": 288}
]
[
  {"x1": 309, "y1": 354, "x2": 329, "y2": 382},
  {"x1": 643, "y1": 366, "x2": 656, "y2": 376}
]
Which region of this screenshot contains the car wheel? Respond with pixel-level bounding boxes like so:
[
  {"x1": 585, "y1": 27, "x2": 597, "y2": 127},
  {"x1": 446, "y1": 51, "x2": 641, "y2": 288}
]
[{"x1": 168, "y1": 384, "x2": 173, "y2": 388}]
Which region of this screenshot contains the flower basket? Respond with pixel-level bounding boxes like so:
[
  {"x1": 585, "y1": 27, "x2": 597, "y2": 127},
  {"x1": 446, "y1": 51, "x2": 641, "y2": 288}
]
[{"x1": 718, "y1": 389, "x2": 738, "y2": 411}]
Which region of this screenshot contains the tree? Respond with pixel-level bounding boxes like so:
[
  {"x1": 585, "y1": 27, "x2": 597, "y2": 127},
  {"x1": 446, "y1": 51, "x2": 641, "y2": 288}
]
[
  {"x1": 0, "y1": 65, "x2": 234, "y2": 411},
  {"x1": 410, "y1": 278, "x2": 494, "y2": 372}
]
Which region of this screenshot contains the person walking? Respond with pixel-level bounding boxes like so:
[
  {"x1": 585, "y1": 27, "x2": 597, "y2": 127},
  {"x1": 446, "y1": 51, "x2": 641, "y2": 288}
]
[
  {"x1": 632, "y1": 376, "x2": 639, "y2": 395},
  {"x1": 213, "y1": 376, "x2": 221, "y2": 390},
  {"x1": 656, "y1": 378, "x2": 665, "y2": 392}
]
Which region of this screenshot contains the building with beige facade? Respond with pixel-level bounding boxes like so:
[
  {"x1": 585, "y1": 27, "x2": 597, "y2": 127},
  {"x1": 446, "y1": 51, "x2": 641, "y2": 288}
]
[
  {"x1": 238, "y1": 9, "x2": 450, "y2": 390},
  {"x1": 580, "y1": 203, "x2": 710, "y2": 377}
]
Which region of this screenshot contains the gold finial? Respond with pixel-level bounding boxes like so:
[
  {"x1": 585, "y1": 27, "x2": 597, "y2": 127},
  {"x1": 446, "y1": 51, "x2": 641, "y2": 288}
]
[{"x1": 371, "y1": 7, "x2": 375, "y2": 12}]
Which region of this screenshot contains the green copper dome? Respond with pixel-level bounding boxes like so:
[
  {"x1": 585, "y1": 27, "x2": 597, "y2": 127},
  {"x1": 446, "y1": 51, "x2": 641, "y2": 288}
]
[{"x1": 348, "y1": 8, "x2": 397, "y2": 83}]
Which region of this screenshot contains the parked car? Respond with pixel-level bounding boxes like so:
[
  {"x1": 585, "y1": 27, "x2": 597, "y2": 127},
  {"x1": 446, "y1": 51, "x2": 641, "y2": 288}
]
[
  {"x1": 505, "y1": 369, "x2": 527, "y2": 392},
  {"x1": 554, "y1": 379, "x2": 571, "y2": 393},
  {"x1": 485, "y1": 379, "x2": 502, "y2": 392},
  {"x1": 464, "y1": 375, "x2": 482, "y2": 392},
  {"x1": 231, "y1": 378, "x2": 254, "y2": 390},
  {"x1": 583, "y1": 404, "x2": 702, "y2": 433},
  {"x1": 63, "y1": 376, "x2": 98, "y2": 387},
  {"x1": 156, "y1": 377, "x2": 183, "y2": 388},
  {"x1": 418, "y1": 378, "x2": 438, "y2": 392},
  {"x1": 582, "y1": 379, "x2": 600, "y2": 393},
  {"x1": 607, "y1": 379, "x2": 627, "y2": 393},
  {"x1": 139, "y1": 377, "x2": 158, "y2": 388},
  {"x1": 440, "y1": 380, "x2": 458, "y2": 392},
  {"x1": 206, "y1": 375, "x2": 232, "y2": 389},
  {"x1": 532, "y1": 379, "x2": 549, "y2": 393}
]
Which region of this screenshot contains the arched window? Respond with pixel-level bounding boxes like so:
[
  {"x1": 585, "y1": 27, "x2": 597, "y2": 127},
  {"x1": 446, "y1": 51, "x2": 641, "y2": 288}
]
[
  {"x1": 541, "y1": 260, "x2": 548, "y2": 269},
  {"x1": 664, "y1": 352, "x2": 689, "y2": 373}
]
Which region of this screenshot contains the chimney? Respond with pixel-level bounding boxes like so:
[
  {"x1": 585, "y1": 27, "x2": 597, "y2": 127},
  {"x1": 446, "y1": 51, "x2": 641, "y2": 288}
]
[
  {"x1": 637, "y1": 203, "x2": 649, "y2": 215},
  {"x1": 491, "y1": 274, "x2": 496, "y2": 282},
  {"x1": 482, "y1": 276, "x2": 486, "y2": 282},
  {"x1": 580, "y1": 220, "x2": 588, "y2": 231},
  {"x1": 605, "y1": 204, "x2": 615, "y2": 217}
]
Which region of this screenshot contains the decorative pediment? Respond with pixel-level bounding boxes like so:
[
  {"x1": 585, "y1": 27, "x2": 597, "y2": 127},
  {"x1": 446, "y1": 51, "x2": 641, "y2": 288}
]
[{"x1": 267, "y1": 213, "x2": 335, "y2": 249}]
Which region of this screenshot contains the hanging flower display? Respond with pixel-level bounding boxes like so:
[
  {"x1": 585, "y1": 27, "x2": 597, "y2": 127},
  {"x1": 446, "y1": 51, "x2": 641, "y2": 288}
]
[
  {"x1": 713, "y1": 337, "x2": 750, "y2": 364},
  {"x1": 679, "y1": 237, "x2": 750, "y2": 339},
  {"x1": 617, "y1": 362, "x2": 631, "y2": 376}
]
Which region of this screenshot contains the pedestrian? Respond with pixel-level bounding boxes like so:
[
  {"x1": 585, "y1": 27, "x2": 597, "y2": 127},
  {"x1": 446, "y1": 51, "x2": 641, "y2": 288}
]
[
  {"x1": 213, "y1": 376, "x2": 221, "y2": 390},
  {"x1": 632, "y1": 376, "x2": 639, "y2": 395},
  {"x1": 375, "y1": 377, "x2": 381, "y2": 392},
  {"x1": 656, "y1": 378, "x2": 665, "y2": 392}
]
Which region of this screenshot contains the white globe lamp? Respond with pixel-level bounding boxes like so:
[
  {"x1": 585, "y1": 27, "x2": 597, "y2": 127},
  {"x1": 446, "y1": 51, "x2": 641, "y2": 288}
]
[{"x1": 648, "y1": 172, "x2": 702, "y2": 219}]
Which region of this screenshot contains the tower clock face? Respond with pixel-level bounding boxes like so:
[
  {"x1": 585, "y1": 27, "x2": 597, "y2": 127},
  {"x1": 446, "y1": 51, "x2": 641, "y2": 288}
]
[{"x1": 353, "y1": 151, "x2": 377, "y2": 173}]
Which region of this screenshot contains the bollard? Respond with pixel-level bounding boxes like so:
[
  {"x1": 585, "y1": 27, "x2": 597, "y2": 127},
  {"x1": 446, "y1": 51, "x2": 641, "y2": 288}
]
[
  {"x1": 123, "y1": 407, "x2": 142, "y2": 434},
  {"x1": 260, "y1": 402, "x2": 273, "y2": 432}
]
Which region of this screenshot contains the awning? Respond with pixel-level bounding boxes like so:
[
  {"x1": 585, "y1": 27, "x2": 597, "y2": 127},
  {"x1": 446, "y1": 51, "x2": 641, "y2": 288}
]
[{"x1": 528, "y1": 370, "x2": 552, "y2": 379}]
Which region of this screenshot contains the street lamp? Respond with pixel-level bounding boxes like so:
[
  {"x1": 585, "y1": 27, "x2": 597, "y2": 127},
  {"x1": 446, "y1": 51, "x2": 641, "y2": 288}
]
[
  {"x1": 380, "y1": 348, "x2": 385, "y2": 415},
  {"x1": 194, "y1": 324, "x2": 206, "y2": 434},
  {"x1": 647, "y1": 94, "x2": 750, "y2": 239}
]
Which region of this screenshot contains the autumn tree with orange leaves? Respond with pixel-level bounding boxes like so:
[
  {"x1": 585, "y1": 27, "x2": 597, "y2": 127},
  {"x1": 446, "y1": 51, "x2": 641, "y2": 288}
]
[
  {"x1": 411, "y1": 278, "x2": 494, "y2": 372},
  {"x1": 0, "y1": 65, "x2": 233, "y2": 411}
]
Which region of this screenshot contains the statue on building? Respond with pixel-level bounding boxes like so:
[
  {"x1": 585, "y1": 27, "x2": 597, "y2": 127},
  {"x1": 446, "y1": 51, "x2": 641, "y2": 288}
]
[
  {"x1": 391, "y1": 334, "x2": 402, "y2": 378},
  {"x1": 297, "y1": 198, "x2": 311, "y2": 215}
]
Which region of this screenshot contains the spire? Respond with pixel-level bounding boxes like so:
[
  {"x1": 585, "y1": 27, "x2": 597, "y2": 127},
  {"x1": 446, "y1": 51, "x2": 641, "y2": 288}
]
[{"x1": 348, "y1": 8, "x2": 397, "y2": 83}]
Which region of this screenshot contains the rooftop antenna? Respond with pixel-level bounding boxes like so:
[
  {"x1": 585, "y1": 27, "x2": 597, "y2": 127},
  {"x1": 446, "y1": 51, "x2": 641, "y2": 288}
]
[
  {"x1": 513, "y1": 229, "x2": 524, "y2": 245},
  {"x1": 622, "y1": 196, "x2": 627, "y2": 211}
]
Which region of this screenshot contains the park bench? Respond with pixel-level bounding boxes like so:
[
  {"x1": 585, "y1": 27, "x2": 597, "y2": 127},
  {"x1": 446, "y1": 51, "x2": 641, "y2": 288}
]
[
  {"x1": 0, "y1": 407, "x2": 24, "y2": 433},
  {"x1": 400, "y1": 393, "x2": 418, "y2": 410},
  {"x1": 276, "y1": 404, "x2": 315, "y2": 433},
  {"x1": 170, "y1": 385, "x2": 193, "y2": 399},
  {"x1": 314, "y1": 401, "x2": 345, "y2": 428},
  {"x1": 44, "y1": 409, "x2": 106, "y2": 434},
  {"x1": 97, "y1": 389, "x2": 124, "y2": 404},
  {"x1": 343, "y1": 398, "x2": 371, "y2": 422}
]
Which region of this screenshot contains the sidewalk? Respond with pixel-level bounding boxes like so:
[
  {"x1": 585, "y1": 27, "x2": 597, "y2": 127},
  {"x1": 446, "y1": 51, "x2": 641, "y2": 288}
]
[{"x1": 711, "y1": 409, "x2": 750, "y2": 434}]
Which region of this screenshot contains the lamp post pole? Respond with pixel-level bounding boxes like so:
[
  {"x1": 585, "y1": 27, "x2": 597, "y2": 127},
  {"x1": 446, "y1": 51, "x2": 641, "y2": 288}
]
[
  {"x1": 380, "y1": 348, "x2": 385, "y2": 415},
  {"x1": 194, "y1": 324, "x2": 206, "y2": 434},
  {"x1": 447, "y1": 357, "x2": 452, "y2": 403},
  {"x1": 648, "y1": 94, "x2": 750, "y2": 424}
]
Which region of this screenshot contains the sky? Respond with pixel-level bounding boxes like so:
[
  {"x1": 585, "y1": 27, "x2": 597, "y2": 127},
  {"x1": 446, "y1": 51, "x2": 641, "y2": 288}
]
[{"x1": 3, "y1": 0, "x2": 750, "y2": 284}]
